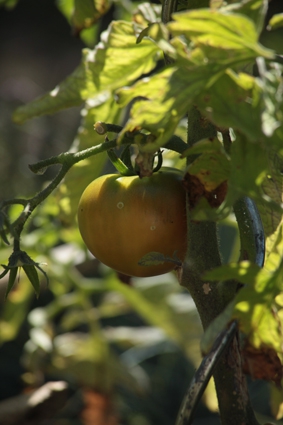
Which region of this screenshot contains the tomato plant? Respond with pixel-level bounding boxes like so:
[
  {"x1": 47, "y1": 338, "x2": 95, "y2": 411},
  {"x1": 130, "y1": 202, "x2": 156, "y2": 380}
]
[
  {"x1": 2, "y1": 0, "x2": 283, "y2": 424},
  {"x1": 77, "y1": 168, "x2": 187, "y2": 277}
]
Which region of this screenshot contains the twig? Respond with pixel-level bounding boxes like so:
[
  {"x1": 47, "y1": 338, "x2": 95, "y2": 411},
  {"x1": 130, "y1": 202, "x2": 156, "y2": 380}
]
[{"x1": 175, "y1": 321, "x2": 237, "y2": 425}]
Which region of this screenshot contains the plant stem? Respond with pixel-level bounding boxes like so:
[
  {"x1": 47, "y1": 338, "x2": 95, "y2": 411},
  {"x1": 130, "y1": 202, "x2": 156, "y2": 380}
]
[
  {"x1": 4, "y1": 130, "x2": 188, "y2": 246},
  {"x1": 180, "y1": 106, "x2": 260, "y2": 425},
  {"x1": 176, "y1": 321, "x2": 237, "y2": 425}
]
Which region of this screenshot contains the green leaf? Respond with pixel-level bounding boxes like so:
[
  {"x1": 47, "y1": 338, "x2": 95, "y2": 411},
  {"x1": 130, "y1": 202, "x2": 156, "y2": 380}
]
[
  {"x1": 117, "y1": 65, "x2": 221, "y2": 151},
  {"x1": 0, "y1": 0, "x2": 19, "y2": 8},
  {"x1": 258, "y1": 151, "x2": 283, "y2": 258},
  {"x1": 168, "y1": 8, "x2": 273, "y2": 65},
  {"x1": 228, "y1": 133, "x2": 268, "y2": 199},
  {"x1": 233, "y1": 248, "x2": 283, "y2": 356},
  {"x1": 53, "y1": 97, "x2": 120, "y2": 224},
  {"x1": 0, "y1": 212, "x2": 10, "y2": 245},
  {"x1": 204, "y1": 245, "x2": 283, "y2": 359},
  {"x1": 133, "y1": 2, "x2": 162, "y2": 26},
  {"x1": 3, "y1": 250, "x2": 48, "y2": 297},
  {"x1": 73, "y1": 0, "x2": 109, "y2": 29},
  {"x1": 5, "y1": 267, "x2": 18, "y2": 298},
  {"x1": 23, "y1": 265, "x2": 40, "y2": 298},
  {"x1": 13, "y1": 21, "x2": 160, "y2": 124},
  {"x1": 204, "y1": 261, "x2": 261, "y2": 284},
  {"x1": 184, "y1": 138, "x2": 230, "y2": 191},
  {"x1": 197, "y1": 70, "x2": 263, "y2": 141},
  {"x1": 56, "y1": 0, "x2": 75, "y2": 22},
  {"x1": 224, "y1": 0, "x2": 268, "y2": 35},
  {"x1": 268, "y1": 13, "x2": 283, "y2": 31}
]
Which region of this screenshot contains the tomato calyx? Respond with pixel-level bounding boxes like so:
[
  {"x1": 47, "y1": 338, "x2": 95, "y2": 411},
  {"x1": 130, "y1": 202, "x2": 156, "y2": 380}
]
[
  {"x1": 107, "y1": 148, "x2": 135, "y2": 176},
  {"x1": 107, "y1": 140, "x2": 164, "y2": 178}
]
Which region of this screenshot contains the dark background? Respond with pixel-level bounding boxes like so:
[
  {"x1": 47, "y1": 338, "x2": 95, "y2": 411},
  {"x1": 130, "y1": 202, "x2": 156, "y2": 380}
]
[{"x1": 0, "y1": 0, "x2": 84, "y2": 200}]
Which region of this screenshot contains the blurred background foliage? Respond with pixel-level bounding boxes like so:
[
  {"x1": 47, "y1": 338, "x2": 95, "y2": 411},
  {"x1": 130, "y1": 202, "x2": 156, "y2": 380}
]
[{"x1": 1, "y1": 0, "x2": 283, "y2": 424}]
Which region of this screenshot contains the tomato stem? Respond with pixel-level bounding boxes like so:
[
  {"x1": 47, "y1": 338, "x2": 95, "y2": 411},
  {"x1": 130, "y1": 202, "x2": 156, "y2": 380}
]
[{"x1": 152, "y1": 150, "x2": 163, "y2": 173}]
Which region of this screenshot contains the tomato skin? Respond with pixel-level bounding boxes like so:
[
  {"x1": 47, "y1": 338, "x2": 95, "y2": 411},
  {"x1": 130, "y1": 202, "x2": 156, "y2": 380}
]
[{"x1": 77, "y1": 168, "x2": 187, "y2": 277}]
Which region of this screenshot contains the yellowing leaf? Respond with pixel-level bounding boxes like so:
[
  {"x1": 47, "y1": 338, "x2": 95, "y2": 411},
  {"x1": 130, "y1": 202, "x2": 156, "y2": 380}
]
[
  {"x1": 185, "y1": 138, "x2": 230, "y2": 191},
  {"x1": 232, "y1": 249, "x2": 283, "y2": 359}
]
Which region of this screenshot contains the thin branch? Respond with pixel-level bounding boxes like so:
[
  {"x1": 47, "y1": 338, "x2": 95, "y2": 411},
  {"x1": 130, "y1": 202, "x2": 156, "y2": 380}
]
[{"x1": 175, "y1": 321, "x2": 237, "y2": 425}]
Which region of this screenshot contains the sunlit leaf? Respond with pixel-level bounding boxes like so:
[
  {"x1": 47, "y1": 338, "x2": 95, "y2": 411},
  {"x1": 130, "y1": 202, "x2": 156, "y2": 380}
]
[
  {"x1": 224, "y1": 0, "x2": 268, "y2": 35},
  {"x1": 13, "y1": 21, "x2": 160, "y2": 124},
  {"x1": 168, "y1": 8, "x2": 273, "y2": 65},
  {"x1": 117, "y1": 65, "x2": 223, "y2": 151},
  {"x1": 53, "y1": 96, "x2": 121, "y2": 224},
  {"x1": 184, "y1": 138, "x2": 230, "y2": 191},
  {"x1": 233, "y1": 250, "x2": 283, "y2": 357},
  {"x1": 257, "y1": 151, "x2": 283, "y2": 258},
  {"x1": 204, "y1": 261, "x2": 261, "y2": 284},
  {"x1": 133, "y1": 2, "x2": 162, "y2": 26},
  {"x1": 268, "y1": 13, "x2": 283, "y2": 31}
]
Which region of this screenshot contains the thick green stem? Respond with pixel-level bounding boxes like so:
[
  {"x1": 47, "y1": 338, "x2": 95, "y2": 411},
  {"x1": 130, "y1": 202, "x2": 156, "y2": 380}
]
[
  {"x1": 181, "y1": 106, "x2": 259, "y2": 425},
  {"x1": 181, "y1": 220, "x2": 223, "y2": 328}
]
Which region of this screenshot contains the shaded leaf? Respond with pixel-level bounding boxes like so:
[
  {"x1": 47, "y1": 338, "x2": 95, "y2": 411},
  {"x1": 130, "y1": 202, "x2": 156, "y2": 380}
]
[
  {"x1": 228, "y1": 133, "x2": 268, "y2": 199},
  {"x1": 224, "y1": 0, "x2": 268, "y2": 35},
  {"x1": 197, "y1": 70, "x2": 263, "y2": 142},
  {"x1": 5, "y1": 266, "x2": 18, "y2": 298},
  {"x1": 72, "y1": 0, "x2": 112, "y2": 33},
  {"x1": 0, "y1": 211, "x2": 10, "y2": 245},
  {"x1": 3, "y1": 250, "x2": 48, "y2": 297},
  {"x1": 0, "y1": 0, "x2": 18, "y2": 8},
  {"x1": 23, "y1": 265, "x2": 40, "y2": 298}
]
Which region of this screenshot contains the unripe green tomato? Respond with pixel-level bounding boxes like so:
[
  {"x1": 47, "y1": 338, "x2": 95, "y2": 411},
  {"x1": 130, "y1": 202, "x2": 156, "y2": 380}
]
[{"x1": 77, "y1": 168, "x2": 187, "y2": 277}]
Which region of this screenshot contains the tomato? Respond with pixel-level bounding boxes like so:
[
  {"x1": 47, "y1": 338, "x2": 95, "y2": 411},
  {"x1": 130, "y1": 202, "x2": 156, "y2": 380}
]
[{"x1": 77, "y1": 168, "x2": 187, "y2": 277}]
